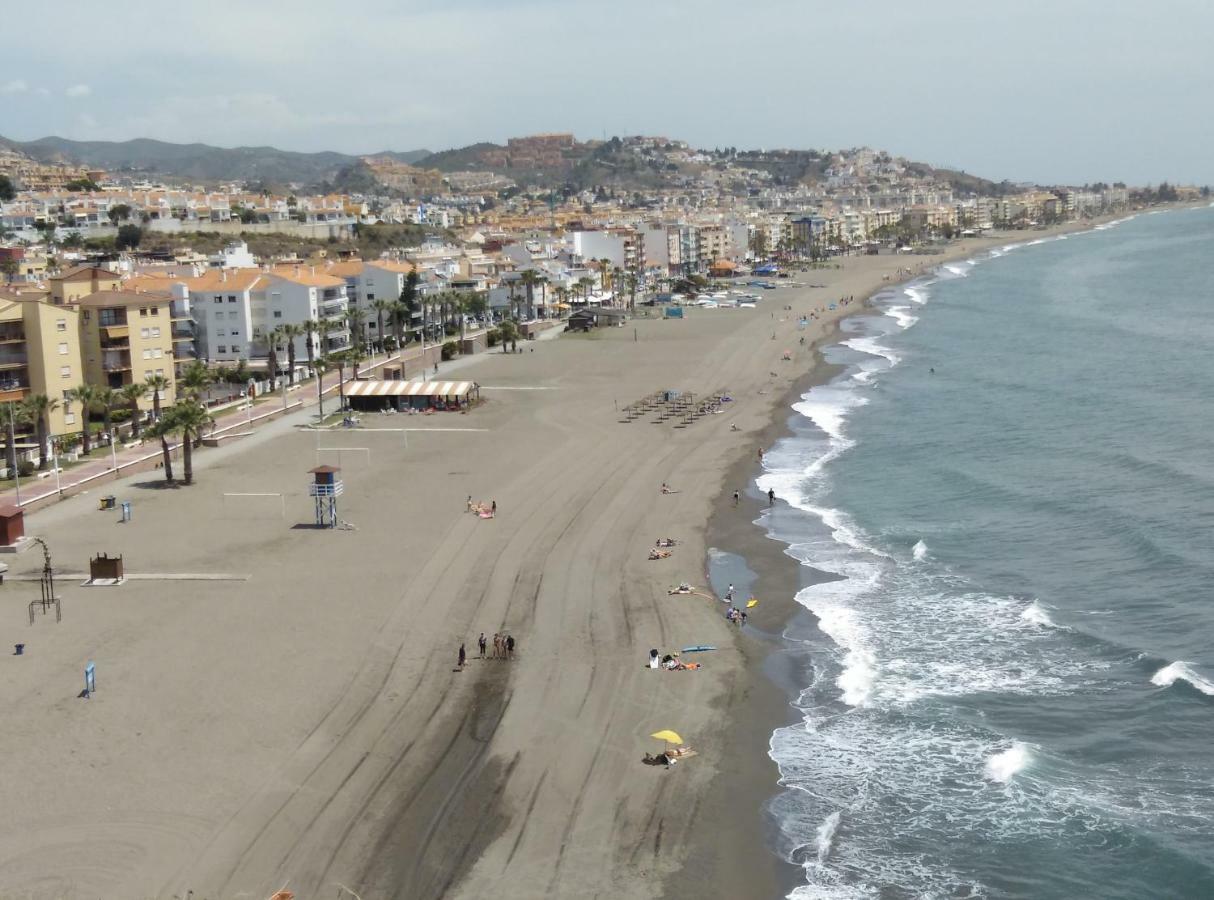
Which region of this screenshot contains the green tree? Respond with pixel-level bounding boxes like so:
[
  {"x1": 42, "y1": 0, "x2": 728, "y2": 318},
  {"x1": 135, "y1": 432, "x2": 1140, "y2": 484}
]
[
  {"x1": 95, "y1": 386, "x2": 119, "y2": 444},
  {"x1": 67, "y1": 384, "x2": 101, "y2": 455},
  {"x1": 0, "y1": 258, "x2": 17, "y2": 284},
  {"x1": 344, "y1": 307, "x2": 366, "y2": 352},
  {"x1": 146, "y1": 411, "x2": 176, "y2": 483},
  {"x1": 170, "y1": 399, "x2": 214, "y2": 485},
  {"x1": 179, "y1": 360, "x2": 212, "y2": 399},
  {"x1": 106, "y1": 204, "x2": 132, "y2": 225},
  {"x1": 64, "y1": 178, "x2": 100, "y2": 192},
  {"x1": 498, "y1": 319, "x2": 520, "y2": 353},
  {"x1": 280, "y1": 322, "x2": 301, "y2": 385},
  {"x1": 303, "y1": 319, "x2": 320, "y2": 373},
  {"x1": 119, "y1": 382, "x2": 148, "y2": 438},
  {"x1": 371, "y1": 299, "x2": 394, "y2": 352},
  {"x1": 520, "y1": 269, "x2": 545, "y2": 320},
  {"x1": 266, "y1": 327, "x2": 283, "y2": 383},
  {"x1": 2, "y1": 401, "x2": 26, "y2": 476},
  {"x1": 0, "y1": 174, "x2": 15, "y2": 202},
  {"x1": 144, "y1": 372, "x2": 171, "y2": 418},
  {"x1": 314, "y1": 356, "x2": 330, "y2": 419},
  {"x1": 115, "y1": 224, "x2": 143, "y2": 250},
  {"x1": 400, "y1": 269, "x2": 420, "y2": 342},
  {"x1": 18, "y1": 394, "x2": 59, "y2": 470}
]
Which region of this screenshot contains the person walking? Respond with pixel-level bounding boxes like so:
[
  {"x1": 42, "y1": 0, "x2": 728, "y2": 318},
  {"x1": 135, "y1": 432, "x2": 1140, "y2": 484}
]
[
  {"x1": 768, "y1": 487, "x2": 776, "y2": 506},
  {"x1": 458, "y1": 643, "x2": 466, "y2": 670},
  {"x1": 732, "y1": 490, "x2": 741, "y2": 507},
  {"x1": 725, "y1": 583, "x2": 735, "y2": 603},
  {"x1": 491, "y1": 499, "x2": 497, "y2": 517},
  {"x1": 506, "y1": 634, "x2": 515, "y2": 660},
  {"x1": 478, "y1": 632, "x2": 487, "y2": 658}
]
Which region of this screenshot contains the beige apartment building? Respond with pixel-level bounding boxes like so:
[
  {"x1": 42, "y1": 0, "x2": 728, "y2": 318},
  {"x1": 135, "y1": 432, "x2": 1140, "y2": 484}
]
[
  {"x1": 76, "y1": 289, "x2": 177, "y2": 411},
  {"x1": 0, "y1": 292, "x2": 84, "y2": 439},
  {"x1": 50, "y1": 264, "x2": 122, "y2": 304}
]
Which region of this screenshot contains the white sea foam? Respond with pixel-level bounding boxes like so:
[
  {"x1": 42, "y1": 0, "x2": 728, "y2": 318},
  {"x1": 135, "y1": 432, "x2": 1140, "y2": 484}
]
[
  {"x1": 943, "y1": 264, "x2": 969, "y2": 277},
  {"x1": 842, "y1": 336, "x2": 901, "y2": 366},
  {"x1": 903, "y1": 286, "x2": 928, "y2": 305},
  {"x1": 1151, "y1": 661, "x2": 1214, "y2": 696},
  {"x1": 912, "y1": 539, "x2": 928, "y2": 560},
  {"x1": 984, "y1": 741, "x2": 1031, "y2": 783},
  {"x1": 791, "y1": 387, "x2": 869, "y2": 442},
  {"x1": 816, "y1": 811, "x2": 842, "y2": 864},
  {"x1": 1021, "y1": 600, "x2": 1055, "y2": 627},
  {"x1": 883, "y1": 305, "x2": 918, "y2": 329}
]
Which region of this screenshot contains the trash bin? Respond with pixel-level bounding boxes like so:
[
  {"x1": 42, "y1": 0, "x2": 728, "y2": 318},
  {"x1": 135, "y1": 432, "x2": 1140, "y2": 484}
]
[
  {"x1": 119, "y1": 501, "x2": 132, "y2": 523},
  {"x1": 100, "y1": 495, "x2": 116, "y2": 510}
]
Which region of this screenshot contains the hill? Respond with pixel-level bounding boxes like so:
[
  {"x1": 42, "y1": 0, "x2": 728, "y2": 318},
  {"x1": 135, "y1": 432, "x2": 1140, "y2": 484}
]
[{"x1": 0, "y1": 135, "x2": 429, "y2": 187}]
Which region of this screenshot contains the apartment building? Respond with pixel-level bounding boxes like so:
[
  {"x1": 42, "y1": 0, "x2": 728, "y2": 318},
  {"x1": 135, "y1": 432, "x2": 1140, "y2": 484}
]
[
  {"x1": 76, "y1": 289, "x2": 177, "y2": 411},
  {"x1": 0, "y1": 292, "x2": 84, "y2": 439},
  {"x1": 186, "y1": 269, "x2": 263, "y2": 364},
  {"x1": 50, "y1": 264, "x2": 121, "y2": 304}
]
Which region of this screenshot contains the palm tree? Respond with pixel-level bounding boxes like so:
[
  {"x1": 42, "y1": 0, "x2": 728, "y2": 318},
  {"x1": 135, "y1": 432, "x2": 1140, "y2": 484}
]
[
  {"x1": 119, "y1": 382, "x2": 148, "y2": 439},
  {"x1": 266, "y1": 326, "x2": 283, "y2": 384},
  {"x1": 179, "y1": 360, "x2": 212, "y2": 399},
  {"x1": 19, "y1": 394, "x2": 59, "y2": 470},
  {"x1": 2, "y1": 401, "x2": 20, "y2": 476},
  {"x1": 577, "y1": 276, "x2": 595, "y2": 303},
  {"x1": 95, "y1": 386, "x2": 119, "y2": 445},
  {"x1": 346, "y1": 345, "x2": 366, "y2": 382},
  {"x1": 314, "y1": 356, "x2": 330, "y2": 419},
  {"x1": 391, "y1": 299, "x2": 409, "y2": 349},
  {"x1": 303, "y1": 319, "x2": 320, "y2": 374},
  {"x1": 598, "y1": 258, "x2": 611, "y2": 292},
  {"x1": 371, "y1": 299, "x2": 394, "y2": 352},
  {"x1": 344, "y1": 307, "x2": 366, "y2": 353},
  {"x1": 331, "y1": 351, "x2": 348, "y2": 411},
  {"x1": 67, "y1": 383, "x2": 101, "y2": 456},
  {"x1": 520, "y1": 269, "x2": 543, "y2": 321},
  {"x1": 498, "y1": 320, "x2": 520, "y2": 353},
  {"x1": 144, "y1": 372, "x2": 171, "y2": 419},
  {"x1": 170, "y1": 399, "x2": 214, "y2": 485},
  {"x1": 281, "y1": 322, "x2": 302, "y2": 385},
  {"x1": 147, "y1": 410, "x2": 176, "y2": 483}
]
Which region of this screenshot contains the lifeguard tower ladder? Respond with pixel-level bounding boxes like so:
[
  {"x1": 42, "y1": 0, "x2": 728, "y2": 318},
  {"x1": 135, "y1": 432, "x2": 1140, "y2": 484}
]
[{"x1": 308, "y1": 465, "x2": 343, "y2": 528}]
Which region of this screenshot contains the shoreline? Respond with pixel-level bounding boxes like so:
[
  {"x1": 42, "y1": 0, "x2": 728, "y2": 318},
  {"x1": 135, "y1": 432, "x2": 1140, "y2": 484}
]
[{"x1": 663, "y1": 209, "x2": 1162, "y2": 899}]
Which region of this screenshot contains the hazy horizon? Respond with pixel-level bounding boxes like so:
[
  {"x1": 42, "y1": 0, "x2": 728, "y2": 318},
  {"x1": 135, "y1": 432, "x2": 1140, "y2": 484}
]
[{"x1": 2, "y1": 0, "x2": 1211, "y2": 187}]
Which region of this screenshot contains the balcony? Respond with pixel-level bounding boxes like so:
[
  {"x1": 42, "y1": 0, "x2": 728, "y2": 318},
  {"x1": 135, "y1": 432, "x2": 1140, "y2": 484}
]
[
  {"x1": 102, "y1": 350, "x2": 132, "y2": 372},
  {"x1": 0, "y1": 383, "x2": 29, "y2": 403},
  {"x1": 101, "y1": 324, "x2": 130, "y2": 341},
  {"x1": 0, "y1": 327, "x2": 25, "y2": 344},
  {"x1": 0, "y1": 350, "x2": 29, "y2": 368}
]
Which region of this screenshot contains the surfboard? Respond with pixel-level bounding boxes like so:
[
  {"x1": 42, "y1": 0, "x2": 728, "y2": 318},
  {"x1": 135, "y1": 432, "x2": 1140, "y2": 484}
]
[{"x1": 681, "y1": 645, "x2": 717, "y2": 653}]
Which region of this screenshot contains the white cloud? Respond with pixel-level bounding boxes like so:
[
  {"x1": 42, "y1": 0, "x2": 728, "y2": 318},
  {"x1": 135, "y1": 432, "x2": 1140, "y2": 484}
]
[
  {"x1": 65, "y1": 83, "x2": 92, "y2": 98},
  {"x1": 1, "y1": 79, "x2": 28, "y2": 94}
]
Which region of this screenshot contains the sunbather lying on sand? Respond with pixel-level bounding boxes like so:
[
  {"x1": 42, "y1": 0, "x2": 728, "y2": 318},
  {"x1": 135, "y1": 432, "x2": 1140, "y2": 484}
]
[
  {"x1": 649, "y1": 548, "x2": 672, "y2": 560},
  {"x1": 668, "y1": 583, "x2": 693, "y2": 594}
]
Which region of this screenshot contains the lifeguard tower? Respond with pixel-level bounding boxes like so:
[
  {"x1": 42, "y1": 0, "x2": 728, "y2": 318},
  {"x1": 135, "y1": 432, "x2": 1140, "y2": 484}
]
[{"x1": 308, "y1": 465, "x2": 343, "y2": 528}]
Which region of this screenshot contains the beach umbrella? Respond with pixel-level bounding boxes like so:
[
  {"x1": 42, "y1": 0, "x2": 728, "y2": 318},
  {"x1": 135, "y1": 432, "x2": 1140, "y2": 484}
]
[{"x1": 651, "y1": 729, "x2": 683, "y2": 748}]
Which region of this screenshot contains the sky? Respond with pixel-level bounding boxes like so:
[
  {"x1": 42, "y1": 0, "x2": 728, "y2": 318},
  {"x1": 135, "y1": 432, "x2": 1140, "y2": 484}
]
[{"x1": 1, "y1": 0, "x2": 1211, "y2": 187}]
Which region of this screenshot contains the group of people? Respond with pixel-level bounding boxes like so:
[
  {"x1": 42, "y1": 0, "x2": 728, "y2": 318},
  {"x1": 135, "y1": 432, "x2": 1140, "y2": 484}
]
[
  {"x1": 648, "y1": 649, "x2": 701, "y2": 672},
  {"x1": 466, "y1": 496, "x2": 497, "y2": 518},
  {"x1": 457, "y1": 632, "x2": 516, "y2": 669},
  {"x1": 725, "y1": 606, "x2": 748, "y2": 626}
]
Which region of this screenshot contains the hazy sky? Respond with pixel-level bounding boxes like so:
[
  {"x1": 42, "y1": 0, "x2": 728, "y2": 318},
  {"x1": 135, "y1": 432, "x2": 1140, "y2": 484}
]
[{"x1": 2, "y1": 0, "x2": 1211, "y2": 186}]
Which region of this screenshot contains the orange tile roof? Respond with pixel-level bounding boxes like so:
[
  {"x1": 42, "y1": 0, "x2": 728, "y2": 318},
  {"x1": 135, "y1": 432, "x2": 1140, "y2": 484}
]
[
  {"x1": 185, "y1": 269, "x2": 266, "y2": 292},
  {"x1": 75, "y1": 289, "x2": 174, "y2": 309},
  {"x1": 268, "y1": 265, "x2": 345, "y2": 288},
  {"x1": 323, "y1": 260, "x2": 365, "y2": 278}
]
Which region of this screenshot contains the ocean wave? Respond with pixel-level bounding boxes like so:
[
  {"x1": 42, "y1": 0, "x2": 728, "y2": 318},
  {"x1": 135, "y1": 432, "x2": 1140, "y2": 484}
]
[
  {"x1": 912, "y1": 539, "x2": 928, "y2": 560},
  {"x1": 883, "y1": 305, "x2": 919, "y2": 330},
  {"x1": 903, "y1": 286, "x2": 929, "y2": 305},
  {"x1": 791, "y1": 387, "x2": 869, "y2": 442},
  {"x1": 1151, "y1": 661, "x2": 1214, "y2": 696},
  {"x1": 1021, "y1": 600, "x2": 1058, "y2": 628},
  {"x1": 816, "y1": 810, "x2": 842, "y2": 864},
  {"x1": 984, "y1": 741, "x2": 1031, "y2": 783},
  {"x1": 841, "y1": 336, "x2": 901, "y2": 366}
]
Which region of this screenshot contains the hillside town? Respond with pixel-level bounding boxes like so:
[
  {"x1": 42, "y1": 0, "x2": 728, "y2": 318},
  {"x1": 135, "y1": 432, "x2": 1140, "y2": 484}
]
[{"x1": 0, "y1": 133, "x2": 1203, "y2": 476}]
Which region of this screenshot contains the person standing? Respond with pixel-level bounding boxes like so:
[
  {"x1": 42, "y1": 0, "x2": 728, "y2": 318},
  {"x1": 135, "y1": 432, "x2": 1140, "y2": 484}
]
[
  {"x1": 725, "y1": 583, "x2": 735, "y2": 603},
  {"x1": 506, "y1": 634, "x2": 515, "y2": 660},
  {"x1": 458, "y1": 643, "x2": 466, "y2": 670},
  {"x1": 768, "y1": 487, "x2": 776, "y2": 506},
  {"x1": 491, "y1": 499, "x2": 497, "y2": 517},
  {"x1": 732, "y1": 490, "x2": 741, "y2": 507},
  {"x1": 492, "y1": 633, "x2": 501, "y2": 659},
  {"x1": 478, "y1": 632, "x2": 487, "y2": 658}
]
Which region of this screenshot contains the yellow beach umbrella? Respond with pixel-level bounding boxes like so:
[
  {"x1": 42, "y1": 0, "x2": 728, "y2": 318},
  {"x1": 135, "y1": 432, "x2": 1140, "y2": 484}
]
[{"x1": 650, "y1": 729, "x2": 683, "y2": 745}]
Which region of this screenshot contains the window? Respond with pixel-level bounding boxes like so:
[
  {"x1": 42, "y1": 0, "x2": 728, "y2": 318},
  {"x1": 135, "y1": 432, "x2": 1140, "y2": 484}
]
[
  {"x1": 60, "y1": 365, "x2": 71, "y2": 378},
  {"x1": 140, "y1": 307, "x2": 148, "y2": 317},
  {"x1": 367, "y1": 293, "x2": 375, "y2": 301},
  {"x1": 213, "y1": 297, "x2": 223, "y2": 305},
  {"x1": 228, "y1": 311, "x2": 238, "y2": 320},
  {"x1": 143, "y1": 348, "x2": 152, "y2": 359},
  {"x1": 228, "y1": 296, "x2": 237, "y2": 303},
  {"x1": 151, "y1": 327, "x2": 160, "y2": 337},
  {"x1": 230, "y1": 330, "x2": 239, "y2": 337},
  {"x1": 217, "y1": 345, "x2": 227, "y2": 354},
  {"x1": 273, "y1": 310, "x2": 282, "y2": 318},
  {"x1": 140, "y1": 327, "x2": 150, "y2": 338},
  {"x1": 56, "y1": 319, "x2": 66, "y2": 332},
  {"x1": 153, "y1": 348, "x2": 163, "y2": 359},
  {"x1": 64, "y1": 412, "x2": 76, "y2": 425},
  {"x1": 58, "y1": 342, "x2": 68, "y2": 355},
  {"x1": 216, "y1": 328, "x2": 226, "y2": 337},
  {"x1": 155, "y1": 368, "x2": 164, "y2": 377},
  {"x1": 151, "y1": 307, "x2": 159, "y2": 316}
]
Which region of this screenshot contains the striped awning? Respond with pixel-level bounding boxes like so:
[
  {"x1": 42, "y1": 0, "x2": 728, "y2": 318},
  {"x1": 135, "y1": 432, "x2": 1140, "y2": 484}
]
[{"x1": 344, "y1": 380, "x2": 474, "y2": 397}]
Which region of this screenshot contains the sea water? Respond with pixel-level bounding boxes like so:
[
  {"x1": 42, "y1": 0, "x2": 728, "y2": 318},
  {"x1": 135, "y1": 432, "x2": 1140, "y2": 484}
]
[{"x1": 757, "y1": 206, "x2": 1214, "y2": 899}]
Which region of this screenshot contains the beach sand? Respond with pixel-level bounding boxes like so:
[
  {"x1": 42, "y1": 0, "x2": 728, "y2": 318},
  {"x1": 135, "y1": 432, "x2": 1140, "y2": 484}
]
[{"x1": 0, "y1": 231, "x2": 1085, "y2": 899}]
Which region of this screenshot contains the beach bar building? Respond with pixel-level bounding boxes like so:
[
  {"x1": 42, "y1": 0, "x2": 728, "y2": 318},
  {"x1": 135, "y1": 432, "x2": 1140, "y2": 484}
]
[{"x1": 343, "y1": 379, "x2": 479, "y2": 412}]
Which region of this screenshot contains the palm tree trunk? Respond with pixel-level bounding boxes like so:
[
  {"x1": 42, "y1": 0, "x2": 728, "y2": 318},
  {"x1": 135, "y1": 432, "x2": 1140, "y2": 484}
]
[
  {"x1": 81, "y1": 417, "x2": 91, "y2": 456},
  {"x1": 183, "y1": 432, "x2": 194, "y2": 485},
  {"x1": 287, "y1": 341, "x2": 297, "y2": 386},
  {"x1": 152, "y1": 393, "x2": 161, "y2": 420},
  {"x1": 317, "y1": 371, "x2": 325, "y2": 418},
  {"x1": 4, "y1": 412, "x2": 16, "y2": 477},
  {"x1": 36, "y1": 420, "x2": 47, "y2": 470},
  {"x1": 305, "y1": 332, "x2": 315, "y2": 373},
  {"x1": 160, "y1": 434, "x2": 174, "y2": 482},
  {"x1": 130, "y1": 401, "x2": 141, "y2": 439},
  {"x1": 337, "y1": 364, "x2": 346, "y2": 410},
  {"x1": 377, "y1": 312, "x2": 385, "y2": 352}
]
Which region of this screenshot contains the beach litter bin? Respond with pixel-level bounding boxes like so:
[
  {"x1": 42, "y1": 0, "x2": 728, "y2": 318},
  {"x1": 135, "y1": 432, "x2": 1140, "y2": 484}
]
[
  {"x1": 119, "y1": 501, "x2": 132, "y2": 523},
  {"x1": 100, "y1": 495, "x2": 116, "y2": 510}
]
